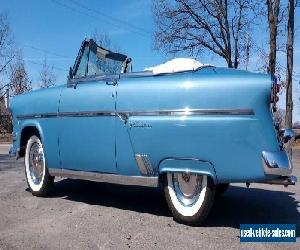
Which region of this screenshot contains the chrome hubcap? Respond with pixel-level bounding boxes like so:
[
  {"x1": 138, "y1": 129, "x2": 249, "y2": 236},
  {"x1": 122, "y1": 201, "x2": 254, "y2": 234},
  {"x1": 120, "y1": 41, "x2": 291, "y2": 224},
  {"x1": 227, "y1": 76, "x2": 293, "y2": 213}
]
[
  {"x1": 172, "y1": 173, "x2": 202, "y2": 206},
  {"x1": 29, "y1": 142, "x2": 44, "y2": 185}
]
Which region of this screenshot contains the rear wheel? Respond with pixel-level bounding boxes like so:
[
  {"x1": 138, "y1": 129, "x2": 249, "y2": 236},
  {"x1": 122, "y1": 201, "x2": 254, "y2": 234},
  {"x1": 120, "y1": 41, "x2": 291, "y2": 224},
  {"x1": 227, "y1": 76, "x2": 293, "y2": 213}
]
[
  {"x1": 164, "y1": 172, "x2": 215, "y2": 225},
  {"x1": 24, "y1": 135, "x2": 54, "y2": 196}
]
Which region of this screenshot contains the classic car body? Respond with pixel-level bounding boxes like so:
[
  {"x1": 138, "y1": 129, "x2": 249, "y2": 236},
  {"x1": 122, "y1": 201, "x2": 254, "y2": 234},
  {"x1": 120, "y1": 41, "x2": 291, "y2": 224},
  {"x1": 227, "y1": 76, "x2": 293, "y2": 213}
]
[{"x1": 9, "y1": 39, "x2": 296, "y2": 225}]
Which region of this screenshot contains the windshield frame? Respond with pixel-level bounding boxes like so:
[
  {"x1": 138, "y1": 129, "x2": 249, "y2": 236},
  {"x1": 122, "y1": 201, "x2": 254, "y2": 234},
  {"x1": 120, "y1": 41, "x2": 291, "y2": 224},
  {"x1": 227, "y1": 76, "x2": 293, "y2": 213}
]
[{"x1": 70, "y1": 39, "x2": 128, "y2": 80}]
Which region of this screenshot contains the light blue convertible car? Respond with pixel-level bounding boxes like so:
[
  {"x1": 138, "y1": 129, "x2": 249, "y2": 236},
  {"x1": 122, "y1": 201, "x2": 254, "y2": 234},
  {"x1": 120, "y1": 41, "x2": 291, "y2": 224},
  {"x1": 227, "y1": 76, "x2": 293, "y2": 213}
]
[{"x1": 9, "y1": 39, "x2": 296, "y2": 225}]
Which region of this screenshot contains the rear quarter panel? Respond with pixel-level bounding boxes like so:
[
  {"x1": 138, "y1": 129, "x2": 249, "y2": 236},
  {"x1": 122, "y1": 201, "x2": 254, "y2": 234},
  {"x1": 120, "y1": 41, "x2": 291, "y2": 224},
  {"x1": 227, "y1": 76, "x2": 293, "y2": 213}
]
[{"x1": 117, "y1": 68, "x2": 278, "y2": 182}]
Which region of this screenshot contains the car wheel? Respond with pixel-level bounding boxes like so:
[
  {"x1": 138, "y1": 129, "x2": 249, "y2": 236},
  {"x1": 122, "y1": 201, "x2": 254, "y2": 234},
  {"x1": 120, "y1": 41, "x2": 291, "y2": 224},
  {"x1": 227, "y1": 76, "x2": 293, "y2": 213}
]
[
  {"x1": 24, "y1": 135, "x2": 54, "y2": 196},
  {"x1": 215, "y1": 183, "x2": 230, "y2": 198},
  {"x1": 164, "y1": 172, "x2": 215, "y2": 226}
]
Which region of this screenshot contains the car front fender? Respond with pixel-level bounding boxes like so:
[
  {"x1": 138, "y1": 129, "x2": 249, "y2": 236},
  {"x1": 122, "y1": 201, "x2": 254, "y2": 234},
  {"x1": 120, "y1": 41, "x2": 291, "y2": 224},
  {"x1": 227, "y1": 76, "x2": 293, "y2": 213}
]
[{"x1": 20, "y1": 120, "x2": 45, "y2": 142}]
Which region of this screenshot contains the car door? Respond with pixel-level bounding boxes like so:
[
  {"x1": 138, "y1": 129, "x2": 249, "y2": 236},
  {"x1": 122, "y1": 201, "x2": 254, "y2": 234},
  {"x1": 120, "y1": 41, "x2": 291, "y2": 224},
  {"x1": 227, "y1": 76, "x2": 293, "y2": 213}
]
[{"x1": 58, "y1": 41, "x2": 118, "y2": 173}]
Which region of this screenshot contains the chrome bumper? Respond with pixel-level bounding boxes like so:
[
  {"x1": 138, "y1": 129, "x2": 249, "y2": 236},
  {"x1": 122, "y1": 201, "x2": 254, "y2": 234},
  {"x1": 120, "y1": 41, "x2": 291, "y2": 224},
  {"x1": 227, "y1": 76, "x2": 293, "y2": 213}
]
[
  {"x1": 262, "y1": 128, "x2": 296, "y2": 177},
  {"x1": 262, "y1": 150, "x2": 292, "y2": 176},
  {"x1": 265, "y1": 175, "x2": 297, "y2": 186}
]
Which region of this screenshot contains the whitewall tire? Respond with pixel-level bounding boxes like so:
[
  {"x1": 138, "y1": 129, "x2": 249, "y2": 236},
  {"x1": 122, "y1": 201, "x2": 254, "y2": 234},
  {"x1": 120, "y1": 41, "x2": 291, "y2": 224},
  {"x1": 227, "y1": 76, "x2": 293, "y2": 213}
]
[
  {"x1": 164, "y1": 172, "x2": 215, "y2": 225},
  {"x1": 25, "y1": 135, "x2": 54, "y2": 196}
]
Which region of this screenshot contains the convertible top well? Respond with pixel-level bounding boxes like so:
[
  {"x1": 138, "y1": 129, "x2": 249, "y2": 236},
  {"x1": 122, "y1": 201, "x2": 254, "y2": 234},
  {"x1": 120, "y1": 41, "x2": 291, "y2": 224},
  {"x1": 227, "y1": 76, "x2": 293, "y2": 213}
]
[{"x1": 144, "y1": 58, "x2": 210, "y2": 75}]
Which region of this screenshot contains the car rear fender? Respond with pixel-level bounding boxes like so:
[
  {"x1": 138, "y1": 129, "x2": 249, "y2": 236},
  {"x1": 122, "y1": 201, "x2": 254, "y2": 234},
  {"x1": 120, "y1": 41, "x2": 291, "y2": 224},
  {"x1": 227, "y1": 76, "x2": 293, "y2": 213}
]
[{"x1": 158, "y1": 158, "x2": 218, "y2": 184}]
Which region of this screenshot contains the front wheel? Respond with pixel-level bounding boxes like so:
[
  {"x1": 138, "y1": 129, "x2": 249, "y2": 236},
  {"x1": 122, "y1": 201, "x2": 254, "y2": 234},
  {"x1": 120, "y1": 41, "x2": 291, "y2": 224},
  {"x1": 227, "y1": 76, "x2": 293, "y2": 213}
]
[
  {"x1": 25, "y1": 135, "x2": 54, "y2": 196},
  {"x1": 164, "y1": 172, "x2": 215, "y2": 226}
]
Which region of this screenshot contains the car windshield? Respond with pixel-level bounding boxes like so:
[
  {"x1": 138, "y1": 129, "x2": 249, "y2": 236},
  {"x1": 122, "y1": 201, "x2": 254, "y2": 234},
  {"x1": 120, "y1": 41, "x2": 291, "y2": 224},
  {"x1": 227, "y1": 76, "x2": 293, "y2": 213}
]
[
  {"x1": 73, "y1": 39, "x2": 129, "y2": 78},
  {"x1": 88, "y1": 47, "x2": 124, "y2": 75},
  {"x1": 75, "y1": 45, "x2": 89, "y2": 78}
]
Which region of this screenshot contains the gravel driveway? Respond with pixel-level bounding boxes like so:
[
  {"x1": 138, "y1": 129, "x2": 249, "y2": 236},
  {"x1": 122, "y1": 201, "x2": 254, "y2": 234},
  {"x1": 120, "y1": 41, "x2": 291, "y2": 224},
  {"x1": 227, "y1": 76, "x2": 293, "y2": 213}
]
[{"x1": 0, "y1": 147, "x2": 299, "y2": 249}]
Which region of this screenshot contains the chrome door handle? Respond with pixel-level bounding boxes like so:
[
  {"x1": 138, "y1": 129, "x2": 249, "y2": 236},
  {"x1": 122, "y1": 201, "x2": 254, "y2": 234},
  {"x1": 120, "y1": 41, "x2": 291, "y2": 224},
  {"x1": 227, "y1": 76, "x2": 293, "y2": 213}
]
[{"x1": 106, "y1": 80, "x2": 117, "y2": 86}]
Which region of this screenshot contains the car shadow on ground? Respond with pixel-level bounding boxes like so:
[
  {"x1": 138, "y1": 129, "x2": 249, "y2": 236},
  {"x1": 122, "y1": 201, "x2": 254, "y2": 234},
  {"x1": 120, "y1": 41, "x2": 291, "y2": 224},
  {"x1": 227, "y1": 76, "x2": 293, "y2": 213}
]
[
  {"x1": 207, "y1": 186, "x2": 299, "y2": 232},
  {"x1": 49, "y1": 179, "x2": 299, "y2": 233},
  {"x1": 49, "y1": 179, "x2": 171, "y2": 217}
]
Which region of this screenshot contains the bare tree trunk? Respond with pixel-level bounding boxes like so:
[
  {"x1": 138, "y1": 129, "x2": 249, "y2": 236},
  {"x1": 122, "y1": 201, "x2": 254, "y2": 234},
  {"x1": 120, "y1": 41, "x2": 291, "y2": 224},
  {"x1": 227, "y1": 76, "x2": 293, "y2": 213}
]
[
  {"x1": 5, "y1": 87, "x2": 9, "y2": 109},
  {"x1": 285, "y1": 0, "x2": 294, "y2": 129},
  {"x1": 152, "y1": 0, "x2": 251, "y2": 69},
  {"x1": 223, "y1": 0, "x2": 233, "y2": 68},
  {"x1": 267, "y1": 0, "x2": 280, "y2": 75},
  {"x1": 245, "y1": 33, "x2": 250, "y2": 70}
]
